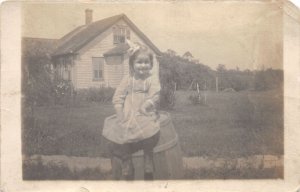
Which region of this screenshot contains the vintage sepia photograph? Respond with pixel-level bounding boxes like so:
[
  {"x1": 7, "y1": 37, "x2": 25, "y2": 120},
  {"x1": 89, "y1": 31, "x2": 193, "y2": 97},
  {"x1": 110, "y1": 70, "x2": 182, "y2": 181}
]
[{"x1": 19, "y1": 0, "x2": 286, "y2": 181}]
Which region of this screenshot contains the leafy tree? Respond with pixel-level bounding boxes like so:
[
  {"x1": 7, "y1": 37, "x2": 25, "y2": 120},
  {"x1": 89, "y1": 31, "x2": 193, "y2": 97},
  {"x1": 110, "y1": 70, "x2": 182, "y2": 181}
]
[
  {"x1": 217, "y1": 64, "x2": 226, "y2": 73},
  {"x1": 23, "y1": 56, "x2": 55, "y2": 107}
]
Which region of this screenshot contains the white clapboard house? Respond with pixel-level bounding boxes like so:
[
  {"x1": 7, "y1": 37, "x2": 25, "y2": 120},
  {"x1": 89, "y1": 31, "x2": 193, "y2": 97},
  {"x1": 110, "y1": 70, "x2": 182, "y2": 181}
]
[{"x1": 52, "y1": 10, "x2": 161, "y2": 89}]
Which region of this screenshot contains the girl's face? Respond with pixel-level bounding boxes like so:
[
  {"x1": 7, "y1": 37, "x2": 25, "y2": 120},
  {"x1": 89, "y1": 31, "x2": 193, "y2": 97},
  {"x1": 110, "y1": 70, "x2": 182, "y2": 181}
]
[{"x1": 133, "y1": 53, "x2": 152, "y2": 77}]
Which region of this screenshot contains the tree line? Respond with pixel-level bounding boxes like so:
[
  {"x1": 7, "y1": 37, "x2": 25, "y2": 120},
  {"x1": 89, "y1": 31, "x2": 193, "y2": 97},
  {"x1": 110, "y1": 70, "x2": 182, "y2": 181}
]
[{"x1": 158, "y1": 52, "x2": 283, "y2": 92}]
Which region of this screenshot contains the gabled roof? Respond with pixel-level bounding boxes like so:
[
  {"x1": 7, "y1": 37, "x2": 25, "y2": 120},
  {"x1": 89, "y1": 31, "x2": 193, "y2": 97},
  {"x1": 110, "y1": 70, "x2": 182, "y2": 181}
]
[{"x1": 52, "y1": 14, "x2": 161, "y2": 57}]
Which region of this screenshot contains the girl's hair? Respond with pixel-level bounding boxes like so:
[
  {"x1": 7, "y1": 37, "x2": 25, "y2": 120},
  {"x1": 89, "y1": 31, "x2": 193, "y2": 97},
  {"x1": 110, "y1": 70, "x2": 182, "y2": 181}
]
[{"x1": 128, "y1": 45, "x2": 153, "y2": 75}]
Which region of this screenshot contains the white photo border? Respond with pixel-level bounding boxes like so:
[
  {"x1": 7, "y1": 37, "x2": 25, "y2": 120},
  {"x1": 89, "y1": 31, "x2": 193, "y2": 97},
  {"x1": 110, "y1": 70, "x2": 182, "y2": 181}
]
[{"x1": 1, "y1": 1, "x2": 300, "y2": 192}]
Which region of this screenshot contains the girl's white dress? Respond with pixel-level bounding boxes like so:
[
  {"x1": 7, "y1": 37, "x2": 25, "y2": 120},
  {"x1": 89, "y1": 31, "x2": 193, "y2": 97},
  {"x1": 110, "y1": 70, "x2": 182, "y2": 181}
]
[{"x1": 102, "y1": 74, "x2": 161, "y2": 144}]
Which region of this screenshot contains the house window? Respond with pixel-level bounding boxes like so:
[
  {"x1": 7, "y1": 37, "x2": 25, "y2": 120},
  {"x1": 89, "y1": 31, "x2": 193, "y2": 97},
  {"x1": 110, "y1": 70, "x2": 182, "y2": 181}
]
[
  {"x1": 113, "y1": 25, "x2": 130, "y2": 44},
  {"x1": 92, "y1": 57, "x2": 104, "y2": 81}
]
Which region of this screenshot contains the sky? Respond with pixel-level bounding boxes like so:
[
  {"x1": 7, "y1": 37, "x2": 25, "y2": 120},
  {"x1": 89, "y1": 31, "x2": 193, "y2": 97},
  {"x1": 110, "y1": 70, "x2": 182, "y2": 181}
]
[{"x1": 22, "y1": 1, "x2": 284, "y2": 70}]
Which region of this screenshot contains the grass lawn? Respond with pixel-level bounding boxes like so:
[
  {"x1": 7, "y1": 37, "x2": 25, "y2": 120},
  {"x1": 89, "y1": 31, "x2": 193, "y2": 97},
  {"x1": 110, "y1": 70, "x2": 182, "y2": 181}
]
[
  {"x1": 22, "y1": 89, "x2": 283, "y2": 158},
  {"x1": 172, "y1": 89, "x2": 283, "y2": 157}
]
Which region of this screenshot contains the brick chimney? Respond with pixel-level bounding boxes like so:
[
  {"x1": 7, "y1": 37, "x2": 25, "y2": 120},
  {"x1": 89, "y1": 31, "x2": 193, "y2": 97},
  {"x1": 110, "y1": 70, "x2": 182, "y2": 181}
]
[{"x1": 85, "y1": 9, "x2": 93, "y2": 25}]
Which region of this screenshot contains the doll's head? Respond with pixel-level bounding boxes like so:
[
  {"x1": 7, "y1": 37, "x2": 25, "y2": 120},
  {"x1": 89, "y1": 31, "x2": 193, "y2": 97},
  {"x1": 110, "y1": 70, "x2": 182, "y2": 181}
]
[{"x1": 128, "y1": 43, "x2": 154, "y2": 78}]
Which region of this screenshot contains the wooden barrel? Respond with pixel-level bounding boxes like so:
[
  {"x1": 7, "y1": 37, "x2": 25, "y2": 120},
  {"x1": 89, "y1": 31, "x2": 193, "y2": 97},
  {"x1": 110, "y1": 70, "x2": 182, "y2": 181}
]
[{"x1": 131, "y1": 111, "x2": 183, "y2": 180}]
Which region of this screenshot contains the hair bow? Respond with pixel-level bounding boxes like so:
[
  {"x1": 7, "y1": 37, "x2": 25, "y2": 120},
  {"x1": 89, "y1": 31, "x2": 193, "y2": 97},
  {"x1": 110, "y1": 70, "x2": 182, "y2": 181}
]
[{"x1": 126, "y1": 39, "x2": 142, "y2": 56}]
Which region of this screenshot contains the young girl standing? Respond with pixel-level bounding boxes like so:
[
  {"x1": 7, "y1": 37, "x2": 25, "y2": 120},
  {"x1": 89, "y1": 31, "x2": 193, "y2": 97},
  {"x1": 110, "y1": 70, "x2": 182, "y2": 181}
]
[{"x1": 102, "y1": 41, "x2": 161, "y2": 180}]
